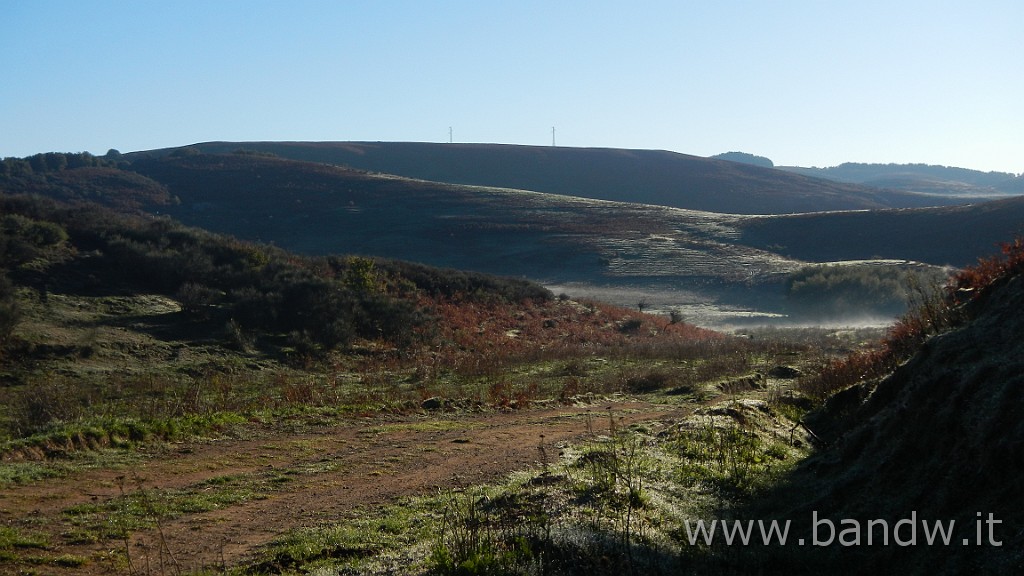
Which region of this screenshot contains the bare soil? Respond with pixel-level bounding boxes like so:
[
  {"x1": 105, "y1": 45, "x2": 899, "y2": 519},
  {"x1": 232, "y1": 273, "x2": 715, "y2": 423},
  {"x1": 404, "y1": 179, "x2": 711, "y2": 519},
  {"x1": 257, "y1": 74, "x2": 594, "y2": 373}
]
[{"x1": 0, "y1": 399, "x2": 686, "y2": 574}]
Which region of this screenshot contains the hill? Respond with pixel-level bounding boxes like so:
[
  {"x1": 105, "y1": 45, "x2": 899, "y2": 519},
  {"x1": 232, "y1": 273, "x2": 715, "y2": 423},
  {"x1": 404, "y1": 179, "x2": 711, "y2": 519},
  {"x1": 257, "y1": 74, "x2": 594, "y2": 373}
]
[
  {"x1": 2, "y1": 149, "x2": 1023, "y2": 575},
  {"x1": 710, "y1": 151, "x2": 774, "y2": 167},
  {"x1": 780, "y1": 162, "x2": 1023, "y2": 200},
  {"x1": 726, "y1": 241, "x2": 1024, "y2": 574},
  {"x1": 120, "y1": 153, "x2": 1015, "y2": 275},
  {"x1": 128, "y1": 141, "x2": 970, "y2": 214},
  {"x1": 0, "y1": 192, "x2": 720, "y2": 442},
  {"x1": 124, "y1": 152, "x2": 1024, "y2": 320},
  {"x1": 734, "y1": 195, "x2": 1024, "y2": 266},
  {"x1": 10, "y1": 150, "x2": 1024, "y2": 324},
  {"x1": 124, "y1": 152, "x2": 798, "y2": 281}
]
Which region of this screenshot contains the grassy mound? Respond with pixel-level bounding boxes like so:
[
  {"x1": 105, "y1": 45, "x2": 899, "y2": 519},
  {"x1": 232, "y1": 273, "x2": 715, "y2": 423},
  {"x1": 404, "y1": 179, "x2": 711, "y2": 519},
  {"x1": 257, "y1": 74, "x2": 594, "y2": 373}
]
[{"x1": 733, "y1": 241, "x2": 1024, "y2": 574}]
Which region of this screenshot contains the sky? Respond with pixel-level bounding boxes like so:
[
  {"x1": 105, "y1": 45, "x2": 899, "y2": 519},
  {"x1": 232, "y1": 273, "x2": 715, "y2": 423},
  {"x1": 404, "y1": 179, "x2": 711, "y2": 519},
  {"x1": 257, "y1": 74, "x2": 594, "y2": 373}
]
[{"x1": 2, "y1": 0, "x2": 1021, "y2": 173}]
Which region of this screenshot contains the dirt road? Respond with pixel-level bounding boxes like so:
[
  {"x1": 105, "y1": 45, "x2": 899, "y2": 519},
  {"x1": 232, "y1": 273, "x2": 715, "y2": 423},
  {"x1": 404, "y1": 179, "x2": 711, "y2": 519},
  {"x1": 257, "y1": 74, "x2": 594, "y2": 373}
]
[{"x1": 0, "y1": 399, "x2": 686, "y2": 574}]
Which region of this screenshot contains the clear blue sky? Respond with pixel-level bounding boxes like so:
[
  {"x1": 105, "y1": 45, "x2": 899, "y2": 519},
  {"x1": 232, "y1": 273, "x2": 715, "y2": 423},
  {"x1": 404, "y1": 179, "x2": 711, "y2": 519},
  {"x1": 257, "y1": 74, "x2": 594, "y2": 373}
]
[{"x1": 3, "y1": 0, "x2": 1021, "y2": 173}]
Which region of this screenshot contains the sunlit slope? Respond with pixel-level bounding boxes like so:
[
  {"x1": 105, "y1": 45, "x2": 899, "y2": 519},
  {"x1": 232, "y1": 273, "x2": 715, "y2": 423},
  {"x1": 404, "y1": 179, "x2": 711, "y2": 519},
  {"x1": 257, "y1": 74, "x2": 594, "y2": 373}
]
[
  {"x1": 129, "y1": 153, "x2": 1024, "y2": 287},
  {"x1": 128, "y1": 153, "x2": 802, "y2": 289}
]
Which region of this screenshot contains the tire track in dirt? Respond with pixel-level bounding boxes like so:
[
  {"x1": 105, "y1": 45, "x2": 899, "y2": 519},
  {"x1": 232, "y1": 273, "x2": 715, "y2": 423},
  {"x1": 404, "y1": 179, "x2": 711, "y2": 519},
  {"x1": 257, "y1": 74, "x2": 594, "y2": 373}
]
[{"x1": 0, "y1": 400, "x2": 689, "y2": 574}]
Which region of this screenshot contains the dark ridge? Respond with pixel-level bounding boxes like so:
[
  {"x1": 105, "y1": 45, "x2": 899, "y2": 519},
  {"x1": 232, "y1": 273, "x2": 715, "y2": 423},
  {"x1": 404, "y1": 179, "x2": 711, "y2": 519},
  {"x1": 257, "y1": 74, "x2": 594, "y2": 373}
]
[
  {"x1": 735, "y1": 195, "x2": 1024, "y2": 267},
  {"x1": 128, "y1": 141, "x2": 965, "y2": 214}
]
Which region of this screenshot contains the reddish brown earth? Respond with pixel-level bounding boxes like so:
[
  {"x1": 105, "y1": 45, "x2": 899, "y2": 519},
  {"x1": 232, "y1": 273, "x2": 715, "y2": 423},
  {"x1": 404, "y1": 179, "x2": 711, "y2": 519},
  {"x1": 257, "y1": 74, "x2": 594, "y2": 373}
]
[{"x1": 0, "y1": 400, "x2": 686, "y2": 574}]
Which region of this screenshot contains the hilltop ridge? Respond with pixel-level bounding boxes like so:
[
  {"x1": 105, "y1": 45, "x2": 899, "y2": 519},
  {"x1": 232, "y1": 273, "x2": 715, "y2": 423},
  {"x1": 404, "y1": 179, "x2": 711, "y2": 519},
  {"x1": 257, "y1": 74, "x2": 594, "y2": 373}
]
[
  {"x1": 129, "y1": 141, "x2": 968, "y2": 215},
  {"x1": 780, "y1": 161, "x2": 1022, "y2": 198}
]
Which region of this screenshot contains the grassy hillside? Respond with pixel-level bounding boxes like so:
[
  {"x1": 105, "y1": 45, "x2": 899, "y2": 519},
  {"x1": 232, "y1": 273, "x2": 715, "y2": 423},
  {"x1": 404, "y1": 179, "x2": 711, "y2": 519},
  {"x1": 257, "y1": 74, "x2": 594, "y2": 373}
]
[
  {"x1": 129, "y1": 141, "x2": 965, "y2": 214},
  {"x1": 126, "y1": 152, "x2": 802, "y2": 281},
  {"x1": 714, "y1": 239, "x2": 1024, "y2": 574}
]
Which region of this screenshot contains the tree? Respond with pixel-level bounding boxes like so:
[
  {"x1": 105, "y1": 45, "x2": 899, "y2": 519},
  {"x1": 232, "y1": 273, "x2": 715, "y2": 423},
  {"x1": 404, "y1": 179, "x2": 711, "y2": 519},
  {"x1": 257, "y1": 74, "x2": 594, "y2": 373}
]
[
  {"x1": 2, "y1": 157, "x2": 33, "y2": 178},
  {"x1": 65, "y1": 152, "x2": 95, "y2": 169},
  {"x1": 344, "y1": 256, "x2": 380, "y2": 293}
]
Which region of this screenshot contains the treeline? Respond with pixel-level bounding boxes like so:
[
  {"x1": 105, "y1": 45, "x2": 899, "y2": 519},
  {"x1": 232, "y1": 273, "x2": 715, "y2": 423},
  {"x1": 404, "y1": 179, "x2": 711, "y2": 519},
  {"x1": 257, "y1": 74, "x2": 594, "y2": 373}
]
[
  {"x1": 785, "y1": 263, "x2": 949, "y2": 321},
  {"x1": 0, "y1": 150, "x2": 126, "y2": 177},
  {"x1": 0, "y1": 151, "x2": 172, "y2": 211},
  {"x1": 0, "y1": 194, "x2": 551, "y2": 357}
]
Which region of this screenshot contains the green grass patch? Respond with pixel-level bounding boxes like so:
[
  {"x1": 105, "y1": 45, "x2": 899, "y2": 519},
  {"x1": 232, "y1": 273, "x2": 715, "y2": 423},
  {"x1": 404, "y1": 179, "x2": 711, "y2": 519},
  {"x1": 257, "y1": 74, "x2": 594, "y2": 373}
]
[
  {"x1": 0, "y1": 448, "x2": 142, "y2": 487},
  {"x1": 1, "y1": 412, "x2": 249, "y2": 461},
  {"x1": 0, "y1": 526, "x2": 50, "y2": 551},
  {"x1": 61, "y1": 471, "x2": 278, "y2": 542}
]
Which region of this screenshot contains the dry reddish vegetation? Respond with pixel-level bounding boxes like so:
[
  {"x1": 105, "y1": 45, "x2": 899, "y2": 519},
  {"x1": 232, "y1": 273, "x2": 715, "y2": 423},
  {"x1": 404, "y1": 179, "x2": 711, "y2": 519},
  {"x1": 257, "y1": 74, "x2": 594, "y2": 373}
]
[
  {"x1": 949, "y1": 237, "x2": 1024, "y2": 300},
  {"x1": 803, "y1": 237, "x2": 1024, "y2": 400},
  {"x1": 339, "y1": 294, "x2": 726, "y2": 409},
  {"x1": 427, "y1": 296, "x2": 718, "y2": 362}
]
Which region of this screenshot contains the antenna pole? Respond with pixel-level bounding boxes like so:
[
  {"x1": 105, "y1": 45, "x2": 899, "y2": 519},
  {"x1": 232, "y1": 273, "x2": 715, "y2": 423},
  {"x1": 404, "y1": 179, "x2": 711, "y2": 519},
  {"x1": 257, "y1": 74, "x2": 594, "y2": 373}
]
[
  {"x1": 552, "y1": 126, "x2": 556, "y2": 146},
  {"x1": 449, "y1": 127, "x2": 453, "y2": 143}
]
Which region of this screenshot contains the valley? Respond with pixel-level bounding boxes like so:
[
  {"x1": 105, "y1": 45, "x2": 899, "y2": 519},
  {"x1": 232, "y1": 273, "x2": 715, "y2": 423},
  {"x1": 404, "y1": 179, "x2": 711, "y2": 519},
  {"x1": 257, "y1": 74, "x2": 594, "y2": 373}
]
[
  {"x1": 1, "y1": 143, "x2": 1022, "y2": 574},
  {"x1": 123, "y1": 150, "x2": 1024, "y2": 326}
]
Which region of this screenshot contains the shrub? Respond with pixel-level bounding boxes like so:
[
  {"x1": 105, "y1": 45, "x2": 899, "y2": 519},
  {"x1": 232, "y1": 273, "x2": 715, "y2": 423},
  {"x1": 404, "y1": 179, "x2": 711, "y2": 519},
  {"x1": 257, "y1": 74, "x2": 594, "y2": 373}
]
[
  {"x1": 0, "y1": 213, "x2": 69, "y2": 266},
  {"x1": 624, "y1": 370, "x2": 673, "y2": 393},
  {"x1": 176, "y1": 282, "x2": 221, "y2": 316},
  {"x1": 7, "y1": 380, "x2": 87, "y2": 436},
  {"x1": 0, "y1": 273, "x2": 19, "y2": 346},
  {"x1": 617, "y1": 318, "x2": 644, "y2": 333},
  {"x1": 950, "y1": 237, "x2": 1024, "y2": 300}
]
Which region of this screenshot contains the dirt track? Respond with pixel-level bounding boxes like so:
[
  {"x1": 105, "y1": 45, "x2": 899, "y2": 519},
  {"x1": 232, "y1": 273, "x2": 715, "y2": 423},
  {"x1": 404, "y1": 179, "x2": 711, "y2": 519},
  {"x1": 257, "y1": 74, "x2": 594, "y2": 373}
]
[{"x1": 0, "y1": 400, "x2": 686, "y2": 574}]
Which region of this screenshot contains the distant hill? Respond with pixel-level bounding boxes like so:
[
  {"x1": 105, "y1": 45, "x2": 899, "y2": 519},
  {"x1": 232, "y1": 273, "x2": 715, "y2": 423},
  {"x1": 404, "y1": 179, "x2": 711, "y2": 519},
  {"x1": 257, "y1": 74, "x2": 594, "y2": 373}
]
[
  {"x1": 734, "y1": 195, "x2": 1024, "y2": 266},
  {"x1": 118, "y1": 152, "x2": 1024, "y2": 271},
  {"x1": 780, "y1": 162, "x2": 1023, "y2": 199},
  {"x1": 710, "y1": 151, "x2": 774, "y2": 168},
  {"x1": 126, "y1": 153, "x2": 1024, "y2": 321},
  {"x1": 128, "y1": 142, "x2": 973, "y2": 215},
  {"x1": 123, "y1": 152, "x2": 798, "y2": 287}
]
